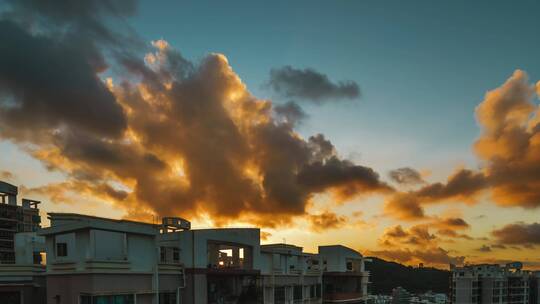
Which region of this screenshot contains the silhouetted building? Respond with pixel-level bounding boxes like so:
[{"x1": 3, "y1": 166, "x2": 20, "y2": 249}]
[
  {"x1": 0, "y1": 181, "x2": 41, "y2": 264},
  {"x1": 0, "y1": 181, "x2": 46, "y2": 304}
]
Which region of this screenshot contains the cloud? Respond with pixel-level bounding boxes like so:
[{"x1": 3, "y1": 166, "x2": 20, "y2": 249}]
[
  {"x1": 308, "y1": 211, "x2": 347, "y2": 232},
  {"x1": 267, "y1": 66, "x2": 359, "y2": 103},
  {"x1": 0, "y1": 171, "x2": 14, "y2": 180},
  {"x1": 382, "y1": 70, "x2": 540, "y2": 221},
  {"x1": 260, "y1": 231, "x2": 272, "y2": 241},
  {"x1": 388, "y1": 167, "x2": 425, "y2": 185},
  {"x1": 476, "y1": 245, "x2": 492, "y2": 252},
  {"x1": 0, "y1": 4, "x2": 390, "y2": 227},
  {"x1": 273, "y1": 101, "x2": 307, "y2": 126},
  {"x1": 492, "y1": 222, "x2": 540, "y2": 245}
]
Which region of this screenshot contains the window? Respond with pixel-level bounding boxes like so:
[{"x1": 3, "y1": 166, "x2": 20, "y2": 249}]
[
  {"x1": 346, "y1": 261, "x2": 353, "y2": 271},
  {"x1": 160, "y1": 292, "x2": 176, "y2": 304},
  {"x1": 172, "y1": 247, "x2": 180, "y2": 263},
  {"x1": 160, "y1": 246, "x2": 166, "y2": 262},
  {"x1": 80, "y1": 294, "x2": 134, "y2": 304},
  {"x1": 56, "y1": 242, "x2": 67, "y2": 257},
  {"x1": 293, "y1": 285, "x2": 302, "y2": 300},
  {"x1": 274, "y1": 287, "x2": 285, "y2": 304}
]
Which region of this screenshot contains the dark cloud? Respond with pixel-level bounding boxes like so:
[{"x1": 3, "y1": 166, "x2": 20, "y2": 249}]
[
  {"x1": 476, "y1": 245, "x2": 492, "y2": 252},
  {"x1": 273, "y1": 101, "x2": 307, "y2": 126},
  {"x1": 0, "y1": 20, "x2": 127, "y2": 140},
  {"x1": 309, "y1": 211, "x2": 347, "y2": 232},
  {"x1": 389, "y1": 167, "x2": 425, "y2": 185},
  {"x1": 267, "y1": 66, "x2": 359, "y2": 104},
  {"x1": 384, "y1": 169, "x2": 487, "y2": 220},
  {"x1": 492, "y1": 222, "x2": 540, "y2": 245}
]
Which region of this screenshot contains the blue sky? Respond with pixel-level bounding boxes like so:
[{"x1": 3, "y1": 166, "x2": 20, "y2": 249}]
[{"x1": 131, "y1": 0, "x2": 540, "y2": 173}]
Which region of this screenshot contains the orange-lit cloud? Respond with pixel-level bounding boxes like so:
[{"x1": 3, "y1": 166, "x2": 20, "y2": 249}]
[{"x1": 0, "y1": 3, "x2": 391, "y2": 227}]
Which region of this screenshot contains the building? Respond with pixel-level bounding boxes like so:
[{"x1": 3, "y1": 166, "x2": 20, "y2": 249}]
[
  {"x1": 0, "y1": 232, "x2": 47, "y2": 304},
  {"x1": 450, "y1": 262, "x2": 538, "y2": 304},
  {"x1": 158, "y1": 225, "x2": 262, "y2": 304},
  {"x1": 319, "y1": 245, "x2": 370, "y2": 304},
  {"x1": 260, "y1": 243, "x2": 322, "y2": 303},
  {"x1": 34, "y1": 210, "x2": 373, "y2": 304},
  {"x1": 39, "y1": 213, "x2": 185, "y2": 304},
  {"x1": 0, "y1": 181, "x2": 41, "y2": 264},
  {"x1": 391, "y1": 287, "x2": 412, "y2": 304},
  {"x1": 0, "y1": 180, "x2": 45, "y2": 304}
]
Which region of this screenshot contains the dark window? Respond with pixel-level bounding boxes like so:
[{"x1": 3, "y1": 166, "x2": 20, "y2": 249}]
[
  {"x1": 160, "y1": 246, "x2": 166, "y2": 262},
  {"x1": 160, "y1": 292, "x2": 176, "y2": 304},
  {"x1": 172, "y1": 247, "x2": 180, "y2": 263},
  {"x1": 56, "y1": 243, "x2": 67, "y2": 257},
  {"x1": 0, "y1": 291, "x2": 21, "y2": 304},
  {"x1": 293, "y1": 285, "x2": 302, "y2": 300},
  {"x1": 346, "y1": 261, "x2": 353, "y2": 271},
  {"x1": 274, "y1": 287, "x2": 285, "y2": 304}
]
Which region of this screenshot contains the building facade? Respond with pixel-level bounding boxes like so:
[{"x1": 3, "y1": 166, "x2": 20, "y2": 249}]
[
  {"x1": 39, "y1": 213, "x2": 185, "y2": 304},
  {"x1": 1, "y1": 206, "x2": 374, "y2": 304},
  {"x1": 260, "y1": 243, "x2": 323, "y2": 304},
  {"x1": 0, "y1": 181, "x2": 41, "y2": 264},
  {"x1": 0, "y1": 181, "x2": 45, "y2": 304},
  {"x1": 319, "y1": 245, "x2": 370, "y2": 304},
  {"x1": 451, "y1": 263, "x2": 539, "y2": 304}
]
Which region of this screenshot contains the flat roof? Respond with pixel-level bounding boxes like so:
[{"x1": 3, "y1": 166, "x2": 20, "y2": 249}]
[{"x1": 39, "y1": 213, "x2": 158, "y2": 236}]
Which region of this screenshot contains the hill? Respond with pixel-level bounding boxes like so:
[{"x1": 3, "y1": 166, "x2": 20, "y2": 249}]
[{"x1": 365, "y1": 257, "x2": 451, "y2": 295}]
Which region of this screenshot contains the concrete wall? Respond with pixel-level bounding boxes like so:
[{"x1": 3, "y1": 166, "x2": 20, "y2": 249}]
[
  {"x1": 160, "y1": 228, "x2": 261, "y2": 270},
  {"x1": 46, "y1": 273, "x2": 154, "y2": 304}
]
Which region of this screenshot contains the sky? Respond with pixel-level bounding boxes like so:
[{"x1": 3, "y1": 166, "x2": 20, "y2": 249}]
[{"x1": 1, "y1": 0, "x2": 540, "y2": 269}]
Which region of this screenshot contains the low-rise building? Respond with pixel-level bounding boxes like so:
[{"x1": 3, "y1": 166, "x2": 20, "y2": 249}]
[
  {"x1": 39, "y1": 213, "x2": 185, "y2": 304},
  {"x1": 158, "y1": 225, "x2": 262, "y2": 304},
  {"x1": 260, "y1": 243, "x2": 322, "y2": 303},
  {"x1": 319, "y1": 245, "x2": 370, "y2": 304}
]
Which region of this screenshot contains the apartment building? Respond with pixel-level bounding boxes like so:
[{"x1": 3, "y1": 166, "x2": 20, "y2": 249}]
[
  {"x1": 158, "y1": 225, "x2": 262, "y2": 304},
  {"x1": 39, "y1": 213, "x2": 185, "y2": 304},
  {"x1": 1, "y1": 207, "x2": 373, "y2": 304},
  {"x1": 319, "y1": 245, "x2": 370, "y2": 304},
  {"x1": 0, "y1": 232, "x2": 46, "y2": 304},
  {"x1": 260, "y1": 243, "x2": 322, "y2": 304},
  {"x1": 450, "y1": 263, "x2": 539, "y2": 304},
  {"x1": 0, "y1": 181, "x2": 41, "y2": 264}
]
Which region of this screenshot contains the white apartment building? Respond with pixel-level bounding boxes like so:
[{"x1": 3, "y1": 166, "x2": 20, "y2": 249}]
[
  {"x1": 39, "y1": 213, "x2": 184, "y2": 304},
  {"x1": 260, "y1": 243, "x2": 323, "y2": 304},
  {"x1": 319, "y1": 245, "x2": 370, "y2": 304}
]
